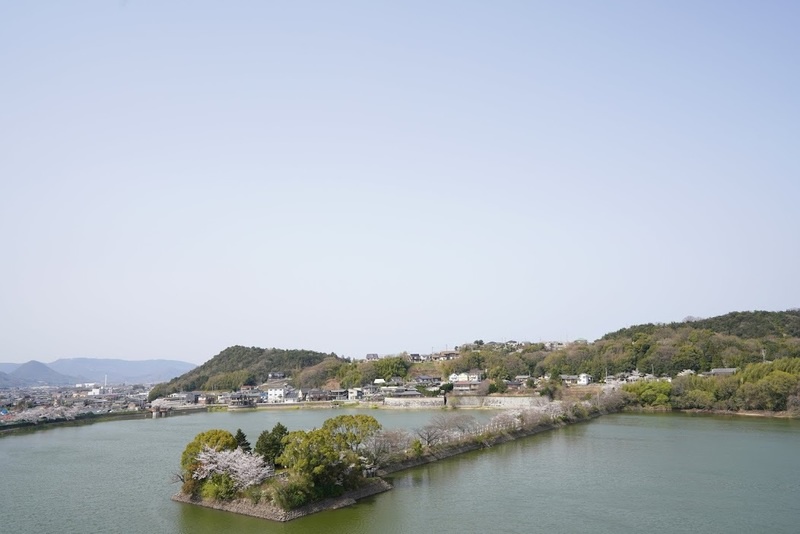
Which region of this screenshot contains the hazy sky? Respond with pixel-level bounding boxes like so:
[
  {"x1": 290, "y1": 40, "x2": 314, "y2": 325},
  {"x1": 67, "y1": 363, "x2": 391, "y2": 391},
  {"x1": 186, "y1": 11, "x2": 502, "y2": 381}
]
[{"x1": 2, "y1": 2, "x2": 798, "y2": 365}]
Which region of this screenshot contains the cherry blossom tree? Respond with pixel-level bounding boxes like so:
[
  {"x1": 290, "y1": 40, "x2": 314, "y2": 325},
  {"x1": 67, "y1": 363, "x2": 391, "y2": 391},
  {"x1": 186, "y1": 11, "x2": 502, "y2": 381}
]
[{"x1": 193, "y1": 446, "x2": 274, "y2": 490}]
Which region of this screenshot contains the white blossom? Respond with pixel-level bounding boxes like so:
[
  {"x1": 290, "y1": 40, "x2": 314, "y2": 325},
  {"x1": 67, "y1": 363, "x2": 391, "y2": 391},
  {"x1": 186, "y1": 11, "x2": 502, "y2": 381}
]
[{"x1": 193, "y1": 446, "x2": 274, "y2": 489}]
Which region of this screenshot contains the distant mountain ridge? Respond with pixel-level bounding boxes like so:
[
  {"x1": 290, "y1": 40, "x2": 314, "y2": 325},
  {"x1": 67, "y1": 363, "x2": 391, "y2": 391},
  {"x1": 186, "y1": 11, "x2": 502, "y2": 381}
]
[
  {"x1": 48, "y1": 358, "x2": 196, "y2": 385},
  {"x1": 9, "y1": 361, "x2": 75, "y2": 386},
  {"x1": 0, "y1": 371, "x2": 13, "y2": 388},
  {"x1": 0, "y1": 358, "x2": 196, "y2": 387},
  {"x1": 0, "y1": 363, "x2": 19, "y2": 374}
]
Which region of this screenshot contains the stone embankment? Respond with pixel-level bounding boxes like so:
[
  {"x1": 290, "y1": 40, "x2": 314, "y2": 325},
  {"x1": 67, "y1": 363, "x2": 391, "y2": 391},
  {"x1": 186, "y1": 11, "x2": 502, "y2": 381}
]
[
  {"x1": 377, "y1": 414, "x2": 577, "y2": 475},
  {"x1": 383, "y1": 397, "x2": 445, "y2": 408},
  {"x1": 382, "y1": 395, "x2": 552, "y2": 409},
  {"x1": 172, "y1": 478, "x2": 392, "y2": 522}
]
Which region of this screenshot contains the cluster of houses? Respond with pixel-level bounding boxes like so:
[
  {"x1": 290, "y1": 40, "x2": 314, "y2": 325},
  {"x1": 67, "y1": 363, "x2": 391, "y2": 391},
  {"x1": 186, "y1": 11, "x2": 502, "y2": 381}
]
[
  {"x1": 1, "y1": 383, "x2": 151, "y2": 425},
  {"x1": 149, "y1": 365, "x2": 744, "y2": 410}
]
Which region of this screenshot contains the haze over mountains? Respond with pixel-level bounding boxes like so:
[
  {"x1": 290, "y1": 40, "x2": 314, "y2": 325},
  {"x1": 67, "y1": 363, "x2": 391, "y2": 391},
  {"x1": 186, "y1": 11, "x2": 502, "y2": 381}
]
[{"x1": 0, "y1": 358, "x2": 196, "y2": 387}]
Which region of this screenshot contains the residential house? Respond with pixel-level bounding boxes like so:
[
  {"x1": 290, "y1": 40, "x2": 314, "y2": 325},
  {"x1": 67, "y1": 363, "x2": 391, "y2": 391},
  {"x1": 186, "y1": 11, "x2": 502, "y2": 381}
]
[
  {"x1": 329, "y1": 389, "x2": 348, "y2": 401},
  {"x1": 305, "y1": 389, "x2": 326, "y2": 402},
  {"x1": 267, "y1": 386, "x2": 288, "y2": 403},
  {"x1": 284, "y1": 389, "x2": 302, "y2": 403},
  {"x1": 431, "y1": 350, "x2": 459, "y2": 361},
  {"x1": 414, "y1": 375, "x2": 439, "y2": 385}
]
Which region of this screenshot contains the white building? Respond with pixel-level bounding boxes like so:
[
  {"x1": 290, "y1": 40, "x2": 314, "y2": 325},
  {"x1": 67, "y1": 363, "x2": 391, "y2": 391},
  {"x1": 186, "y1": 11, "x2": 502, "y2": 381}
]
[{"x1": 267, "y1": 386, "x2": 288, "y2": 403}]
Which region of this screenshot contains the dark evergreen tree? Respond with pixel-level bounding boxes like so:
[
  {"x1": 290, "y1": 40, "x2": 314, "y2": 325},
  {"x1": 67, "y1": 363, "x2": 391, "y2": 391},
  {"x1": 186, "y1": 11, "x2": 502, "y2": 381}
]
[{"x1": 234, "y1": 428, "x2": 251, "y2": 452}]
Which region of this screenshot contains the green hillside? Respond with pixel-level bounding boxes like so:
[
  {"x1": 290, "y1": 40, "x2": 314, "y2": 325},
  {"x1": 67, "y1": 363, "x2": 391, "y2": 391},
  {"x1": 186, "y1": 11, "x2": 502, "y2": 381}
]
[
  {"x1": 148, "y1": 346, "x2": 337, "y2": 400},
  {"x1": 602, "y1": 309, "x2": 800, "y2": 340}
]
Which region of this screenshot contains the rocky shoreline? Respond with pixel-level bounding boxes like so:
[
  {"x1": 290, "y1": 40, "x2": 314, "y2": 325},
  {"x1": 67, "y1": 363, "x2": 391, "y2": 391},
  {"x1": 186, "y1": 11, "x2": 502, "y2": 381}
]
[{"x1": 172, "y1": 478, "x2": 393, "y2": 522}]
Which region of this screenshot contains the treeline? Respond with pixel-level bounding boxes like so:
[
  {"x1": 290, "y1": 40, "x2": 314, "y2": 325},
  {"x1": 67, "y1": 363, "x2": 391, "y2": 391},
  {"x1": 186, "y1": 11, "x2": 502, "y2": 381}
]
[
  {"x1": 623, "y1": 357, "x2": 800, "y2": 413},
  {"x1": 443, "y1": 311, "x2": 800, "y2": 381},
  {"x1": 603, "y1": 309, "x2": 800, "y2": 340}
]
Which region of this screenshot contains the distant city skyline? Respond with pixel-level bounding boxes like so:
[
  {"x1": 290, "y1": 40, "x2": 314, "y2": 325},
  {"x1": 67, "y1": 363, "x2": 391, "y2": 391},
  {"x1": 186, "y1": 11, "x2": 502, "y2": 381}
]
[{"x1": 2, "y1": 2, "x2": 798, "y2": 365}]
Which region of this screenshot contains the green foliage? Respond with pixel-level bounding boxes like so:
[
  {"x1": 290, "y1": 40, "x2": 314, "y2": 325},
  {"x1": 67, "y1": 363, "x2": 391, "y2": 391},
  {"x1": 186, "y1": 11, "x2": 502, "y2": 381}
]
[
  {"x1": 147, "y1": 383, "x2": 169, "y2": 402},
  {"x1": 372, "y1": 356, "x2": 410, "y2": 381},
  {"x1": 271, "y1": 474, "x2": 313, "y2": 510},
  {"x1": 243, "y1": 485, "x2": 264, "y2": 504},
  {"x1": 278, "y1": 429, "x2": 354, "y2": 498},
  {"x1": 631, "y1": 357, "x2": 800, "y2": 412},
  {"x1": 623, "y1": 381, "x2": 672, "y2": 407},
  {"x1": 336, "y1": 363, "x2": 363, "y2": 389},
  {"x1": 201, "y1": 473, "x2": 237, "y2": 501},
  {"x1": 451, "y1": 312, "x2": 800, "y2": 384},
  {"x1": 493, "y1": 378, "x2": 507, "y2": 394},
  {"x1": 255, "y1": 422, "x2": 289, "y2": 467},
  {"x1": 603, "y1": 310, "x2": 800, "y2": 340},
  {"x1": 180, "y1": 429, "x2": 237, "y2": 474},
  {"x1": 410, "y1": 439, "x2": 423, "y2": 458},
  {"x1": 274, "y1": 414, "x2": 381, "y2": 505},
  {"x1": 149, "y1": 346, "x2": 336, "y2": 399},
  {"x1": 234, "y1": 428, "x2": 251, "y2": 452},
  {"x1": 322, "y1": 414, "x2": 382, "y2": 453},
  {"x1": 736, "y1": 370, "x2": 799, "y2": 411}
]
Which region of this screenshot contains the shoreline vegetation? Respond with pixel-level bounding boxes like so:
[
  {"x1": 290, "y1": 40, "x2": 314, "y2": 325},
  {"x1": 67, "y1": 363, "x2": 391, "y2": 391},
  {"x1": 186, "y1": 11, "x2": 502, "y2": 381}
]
[{"x1": 173, "y1": 393, "x2": 624, "y2": 522}]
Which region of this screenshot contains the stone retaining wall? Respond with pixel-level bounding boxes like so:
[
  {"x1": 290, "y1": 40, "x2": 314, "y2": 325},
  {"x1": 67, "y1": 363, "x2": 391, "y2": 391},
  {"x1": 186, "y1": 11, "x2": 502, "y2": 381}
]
[
  {"x1": 383, "y1": 397, "x2": 445, "y2": 408},
  {"x1": 172, "y1": 478, "x2": 393, "y2": 522},
  {"x1": 381, "y1": 395, "x2": 553, "y2": 409},
  {"x1": 447, "y1": 395, "x2": 552, "y2": 409}
]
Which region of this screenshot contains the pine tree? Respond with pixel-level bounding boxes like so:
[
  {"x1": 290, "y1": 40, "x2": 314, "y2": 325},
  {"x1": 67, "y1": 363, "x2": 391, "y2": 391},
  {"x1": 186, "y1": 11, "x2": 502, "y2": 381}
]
[{"x1": 234, "y1": 428, "x2": 251, "y2": 452}]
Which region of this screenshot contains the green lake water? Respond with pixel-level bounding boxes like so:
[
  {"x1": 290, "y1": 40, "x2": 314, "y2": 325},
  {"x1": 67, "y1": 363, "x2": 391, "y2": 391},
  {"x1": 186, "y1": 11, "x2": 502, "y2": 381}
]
[{"x1": 1, "y1": 409, "x2": 798, "y2": 533}]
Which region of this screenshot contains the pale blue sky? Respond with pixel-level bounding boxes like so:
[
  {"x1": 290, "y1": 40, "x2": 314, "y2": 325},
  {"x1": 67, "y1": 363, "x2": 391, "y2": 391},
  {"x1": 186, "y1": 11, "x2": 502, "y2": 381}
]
[{"x1": 2, "y1": 1, "x2": 798, "y2": 365}]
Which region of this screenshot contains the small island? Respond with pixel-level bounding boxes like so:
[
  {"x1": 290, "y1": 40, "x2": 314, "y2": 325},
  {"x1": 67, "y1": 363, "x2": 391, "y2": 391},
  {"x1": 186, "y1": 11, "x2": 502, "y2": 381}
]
[{"x1": 173, "y1": 393, "x2": 624, "y2": 521}]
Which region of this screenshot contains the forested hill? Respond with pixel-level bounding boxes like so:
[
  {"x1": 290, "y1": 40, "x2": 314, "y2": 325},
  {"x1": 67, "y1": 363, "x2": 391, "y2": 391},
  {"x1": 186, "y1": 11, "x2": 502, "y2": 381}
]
[
  {"x1": 602, "y1": 310, "x2": 800, "y2": 341},
  {"x1": 149, "y1": 346, "x2": 336, "y2": 398}
]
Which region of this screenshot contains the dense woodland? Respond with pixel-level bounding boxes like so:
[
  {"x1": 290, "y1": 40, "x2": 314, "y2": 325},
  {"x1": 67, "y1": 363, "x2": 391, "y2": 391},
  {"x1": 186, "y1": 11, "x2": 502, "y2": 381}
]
[{"x1": 150, "y1": 310, "x2": 800, "y2": 413}]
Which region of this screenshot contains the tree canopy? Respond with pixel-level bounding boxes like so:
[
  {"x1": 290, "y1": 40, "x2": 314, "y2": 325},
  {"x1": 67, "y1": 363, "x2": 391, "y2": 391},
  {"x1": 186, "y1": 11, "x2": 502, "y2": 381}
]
[{"x1": 181, "y1": 429, "x2": 238, "y2": 473}]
